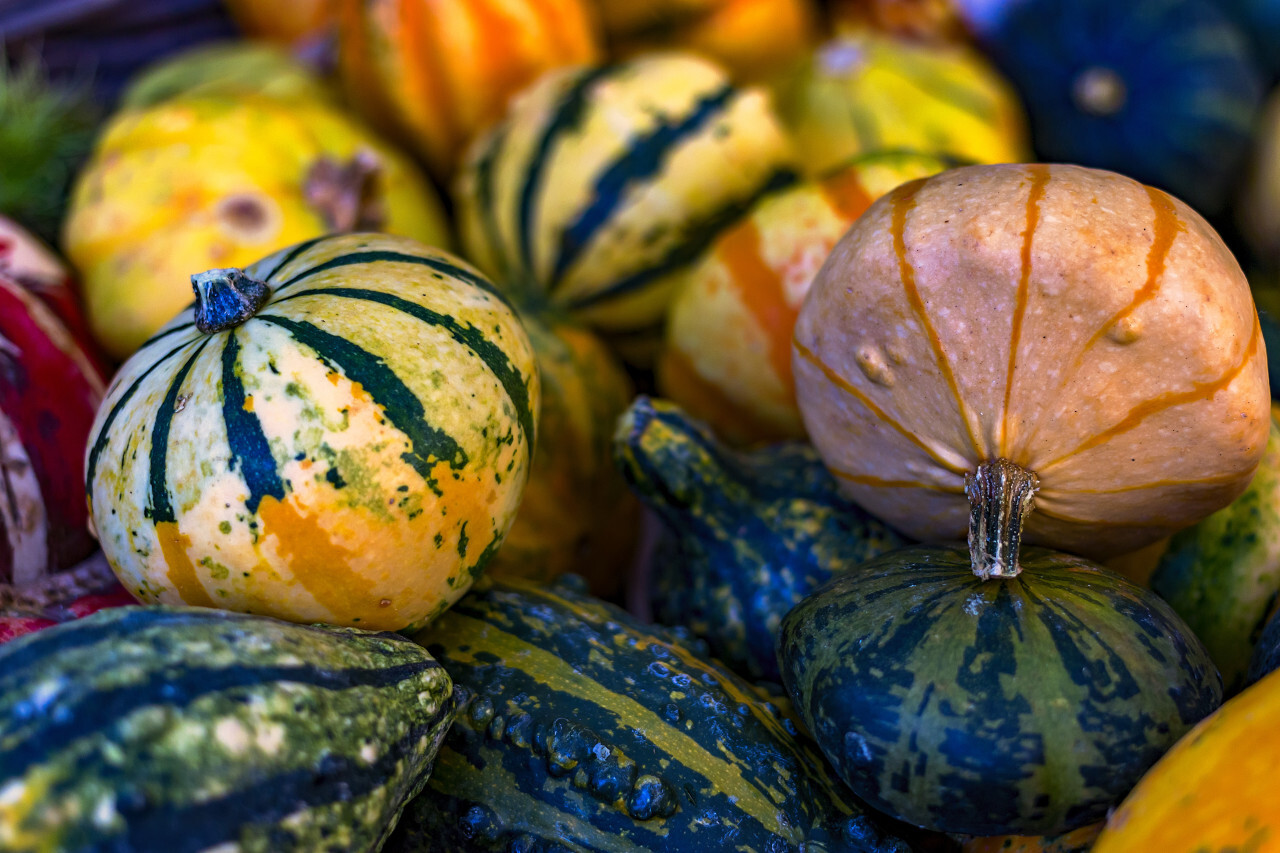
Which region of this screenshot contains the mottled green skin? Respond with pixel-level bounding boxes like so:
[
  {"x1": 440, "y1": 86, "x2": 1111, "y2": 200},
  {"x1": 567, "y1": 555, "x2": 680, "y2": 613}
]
[
  {"x1": 0, "y1": 606, "x2": 455, "y2": 853},
  {"x1": 390, "y1": 575, "x2": 914, "y2": 853},
  {"x1": 1150, "y1": 414, "x2": 1280, "y2": 694},
  {"x1": 614, "y1": 396, "x2": 906, "y2": 681},
  {"x1": 1248, "y1": 611, "x2": 1280, "y2": 683},
  {"x1": 779, "y1": 546, "x2": 1221, "y2": 837}
]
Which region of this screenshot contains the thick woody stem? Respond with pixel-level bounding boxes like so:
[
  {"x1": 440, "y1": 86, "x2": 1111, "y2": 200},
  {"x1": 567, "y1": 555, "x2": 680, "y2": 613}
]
[{"x1": 965, "y1": 458, "x2": 1040, "y2": 580}]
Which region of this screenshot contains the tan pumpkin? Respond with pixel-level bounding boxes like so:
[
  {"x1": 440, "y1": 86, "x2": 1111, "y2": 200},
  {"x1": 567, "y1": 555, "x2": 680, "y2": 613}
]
[{"x1": 793, "y1": 163, "x2": 1269, "y2": 571}]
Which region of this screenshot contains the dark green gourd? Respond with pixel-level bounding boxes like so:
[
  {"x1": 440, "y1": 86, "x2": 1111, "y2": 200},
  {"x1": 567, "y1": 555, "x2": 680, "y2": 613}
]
[
  {"x1": 389, "y1": 575, "x2": 914, "y2": 853},
  {"x1": 613, "y1": 396, "x2": 905, "y2": 681},
  {"x1": 0, "y1": 605, "x2": 455, "y2": 852},
  {"x1": 1248, "y1": 611, "x2": 1280, "y2": 684},
  {"x1": 778, "y1": 545, "x2": 1221, "y2": 837}
]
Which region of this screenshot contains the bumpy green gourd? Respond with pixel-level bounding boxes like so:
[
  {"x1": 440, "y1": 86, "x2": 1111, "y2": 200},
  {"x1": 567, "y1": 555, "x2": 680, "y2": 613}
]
[
  {"x1": 389, "y1": 575, "x2": 913, "y2": 853},
  {"x1": 613, "y1": 396, "x2": 905, "y2": 681},
  {"x1": 0, "y1": 605, "x2": 455, "y2": 852}
]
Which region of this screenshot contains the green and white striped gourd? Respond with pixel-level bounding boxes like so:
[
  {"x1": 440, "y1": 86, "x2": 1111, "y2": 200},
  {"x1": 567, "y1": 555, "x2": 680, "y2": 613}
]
[
  {"x1": 388, "y1": 575, "x2": 913, "y2": 853},
  {"x1": 0, "y1": 605, "x2": 456, "y2": 852},
  {"x1": 85, "y1": 232, "x2": 539, "y2": 632}
]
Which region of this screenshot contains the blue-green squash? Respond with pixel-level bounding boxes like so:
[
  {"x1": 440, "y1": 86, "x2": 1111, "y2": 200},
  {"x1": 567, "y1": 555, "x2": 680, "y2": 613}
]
[
  {"x1": 980, "y1": 0, "x2": 1264, "y2": 214},
  {"x1": 1247, "y1": 609, "x2": 1280, "y2": 683},
  {"x1": 389, "y1": 575, "x2": 914, "y2": 853},
  {"x1": 0, "y1": 604, "x2": 456, "y2": 852},
  {"x1": 778, "y1": 545, "x2": 1222, "y2": 837},
  {"x1": 614, "y1": 396, "x2": 905, "y2": 681}
]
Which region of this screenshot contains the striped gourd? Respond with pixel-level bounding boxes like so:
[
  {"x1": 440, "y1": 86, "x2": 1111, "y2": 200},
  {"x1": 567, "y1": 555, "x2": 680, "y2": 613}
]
[
  {"x1": 960, "y1": 823, "x2": 1104, "y2": 853},
  {"x1": 0, "y1": 605, "x2": 455, "y2": 853},
  {"x1": 778, "y1": 545, "x2": 1222, "y2": 837},
  {"x1": 659, "y1": 150, "x2": 961, "y2": 445},
  {"x1": 793, "y1": 163, "x2": 1269, "y2": 569},
  {"x1": 455, "y1": 53, "x2": 798, "y2": 359},
  {"x1": 85, "y1": 233, "x2": 539, "y2": 632},
  {"x1": 388, "y1": 575, "x2": 913, "y2": 852},
  {"x1": 615, "y1": 396, "x2": 905, "y2": 681}
]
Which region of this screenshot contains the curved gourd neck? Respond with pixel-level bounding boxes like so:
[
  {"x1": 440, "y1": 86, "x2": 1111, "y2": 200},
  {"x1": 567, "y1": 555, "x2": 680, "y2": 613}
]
[
  {"x1": 965, "y1": 458, "x2": 1040, "y2": 580},
  {"x1": 191, "y1": 268, "x2": 272, "y2": 333}
]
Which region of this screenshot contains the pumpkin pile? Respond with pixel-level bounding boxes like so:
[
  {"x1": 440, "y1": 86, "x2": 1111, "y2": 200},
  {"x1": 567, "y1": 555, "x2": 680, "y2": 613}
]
[{"x1": 4, "y1": 0, "x2": 1280, "y2": 850}]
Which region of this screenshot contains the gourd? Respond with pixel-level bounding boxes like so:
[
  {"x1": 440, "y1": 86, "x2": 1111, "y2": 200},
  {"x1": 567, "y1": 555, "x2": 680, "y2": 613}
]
[
  {"x1": 335, "y1": 0, "x2": 601, "y2": 181},
  {"x1": 770, "y1": 28, "x2": 1029, "y2": 179},
  {"x1": 223, "y1": 0, "x2": 335, "y2": 49},
  {"x1": 1092, "y1": 664, "x2": 1280, "y2": 853},
  {"x1": 979, "y1": 0, "x2": 1264, "y2": 215},
  {"x1": 62, "y1": 88, "x2": 451, "y2": 361},
  {"x1": 960, "y1": 823, "x2": 1104, "y2": 853},
  {"x1": 659, "y1": 150, "x2": 961, "y2": 445},
  {"x1": 1248, "y1": 611, "x2": 1280, "y2": 684},
  {"x1": 614, "y1": 396, "x2": 905, "y2": 681},
  {"x1": 777, "y1": 545, "x2": 1222, "y2": 836},
  {"x1": 0, "y1": 604, "x2": 455, "y2": 852},
  {"x1": 455, "y1": 52, "x2": 798, "y2": 362},
  {"x1": 84, "y1": 232, "x2": 539, "y2": 632},
  {"x1": 792, "y1": 163, "x2": 1269, "y2": 568},
  {"x1": 388, "y1": 575, "x2": 914, "y2": 853}
]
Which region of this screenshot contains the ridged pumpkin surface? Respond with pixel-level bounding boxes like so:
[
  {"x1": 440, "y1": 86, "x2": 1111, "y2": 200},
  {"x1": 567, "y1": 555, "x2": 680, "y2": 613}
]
[
  {"x1": 793, "y1": 163, "x2": 1270, "y2": 558},
  {"x1": 455, "y1": 53, "x2": 798, "y2": 352},
  {"x1": 778, "y1": 545, "x2": 1222, "y2": 836},
  {"x1": 85, "y1": 233, "x2": 538, "y2": 632}
]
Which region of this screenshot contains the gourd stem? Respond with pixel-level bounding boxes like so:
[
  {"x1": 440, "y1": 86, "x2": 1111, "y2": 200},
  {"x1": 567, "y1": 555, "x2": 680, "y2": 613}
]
[
  {"x1": 304, "y1": 149, "x2": 385, "y2": 233},
  {"x1": 192, "y1": 268, "x2": 272, "y2": 334},
  {"x1": 965, "y1": 459, "x2": 1039, "y2": 580}
]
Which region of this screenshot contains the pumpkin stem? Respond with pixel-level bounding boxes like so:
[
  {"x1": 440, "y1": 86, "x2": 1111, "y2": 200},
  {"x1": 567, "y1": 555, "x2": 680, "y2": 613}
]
[
  {"x1": 304, "y1": 149, "x2": 386, "y2": 233},
  {"x1": 191, "y1": 268, "x2": 272, "y2": 333},
  {"x1": 965, "y1": 458, "x2": 1039, "y2": 580}
]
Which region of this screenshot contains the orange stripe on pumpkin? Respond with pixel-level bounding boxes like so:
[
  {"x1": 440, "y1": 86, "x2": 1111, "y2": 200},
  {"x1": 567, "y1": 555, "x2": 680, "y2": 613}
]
[
  {"x1": 831, "y1": 469, "x2": 965, "y2": 493},
  {"x1": 1001, "y1": 163, "x2": 1050, "y2": 455},
  {"x1": 818, "y1": 167, "x2": 874, "y2": 223},
  {"x1": 157, "y1": 521, "x2": 215, "y2": 608},
  {"x1": 718, "y1": 219, "x2": 798, "y2": 397}
]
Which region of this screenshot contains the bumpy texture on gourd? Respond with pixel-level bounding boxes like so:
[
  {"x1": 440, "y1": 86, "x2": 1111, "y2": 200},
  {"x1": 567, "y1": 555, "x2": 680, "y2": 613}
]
[
  {"x1": 614, "y1": 396, "x2": 904, "y2": 681},
  {"x1": 0, "y1": 605, "x2": 456, "y2": 853},
  {"x1": 779, "y1": 545, "x2": 1222, "y2": 836},
  {"x1": 85, "y1": 233, "x2": 539, "y2": 632},
  {"x1": 389, "y1": 575, "x2": 913, "y2": 853}
]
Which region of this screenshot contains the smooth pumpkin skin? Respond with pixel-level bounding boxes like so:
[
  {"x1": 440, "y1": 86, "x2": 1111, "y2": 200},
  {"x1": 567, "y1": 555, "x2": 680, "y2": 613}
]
[
  {"x1": 793, "y1": 163, "x2": 1270, "y2": 558},
  {"x1": 778, "y1": 544, "x2": 1222, "y2": 836},
  {"x1": 84, "y1": 233, "x2": 538, "y2": 632},
  {"x1": 659, "y1": 150, "x2": 961, "y2": 445},
  {"x1": 63, "y1": 94, "x2": 451, "y2": 362},
  {"x1": 1093, "y1": 665, "x2": 1280, "y2": 853}
]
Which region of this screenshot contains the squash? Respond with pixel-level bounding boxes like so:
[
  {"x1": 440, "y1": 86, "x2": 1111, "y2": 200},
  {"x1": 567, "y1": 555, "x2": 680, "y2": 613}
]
[
  {"x1": 62, "y1": 90, "x2": 451, "y2": 361},
  {"x1": 959, "y1": 823, "x2": 1104, "y2": 853},
  {"x1": 335, "y1": 0, "x2": 601, "y2": 181},
  {"x1": 770, "y1": 28, "x2": 1029, "y2": 179},
  {"x1": 0, "y1": 604, "x2": 455, "y2": 852},
  {"x1": 979, "y1": 0, "x2": 1264, "y2": 215},
  {"x1": 456, "y1": 53, "x2": 798, "y2": 362},
  {"x1": 389, "y1": 574, "x2": 914, "y2": 852},
  {"x1": 84, "y1": 232, "x2": 539, "y2": 632},
  {"x1": 778, "y1": 544, "x2": 1222, "y2": 836},
  {"x1": 792, "y1": 163, "x2": 1269, "y2": 571},
  {"x1": 223, "y1": 0, "x2": 335, "y2": 49},
  {"x1": 659, "y1": 150, "x2": 961, "y2": 445},
  {"x1": 615, "y1": 395, "x2": 905, "y2": 681},
  {"x1": 1248, "y1": 611, "x2": 1280, "y2": 684},
  {"x1": 483, "y1": 305, "x2": 639, "y2": 595},
  {"x1": 1092, "y1": 664, "x2": 1280, "y2": 853}
]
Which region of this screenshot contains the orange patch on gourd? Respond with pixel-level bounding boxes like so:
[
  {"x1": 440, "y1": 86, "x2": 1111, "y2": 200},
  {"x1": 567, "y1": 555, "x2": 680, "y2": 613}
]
[
  {"x1": 718, "y1": 220, "x2": 797, "y2": 397},
  {"x1": 157, "y1": 521, "x2": 215, "y2": 607}
]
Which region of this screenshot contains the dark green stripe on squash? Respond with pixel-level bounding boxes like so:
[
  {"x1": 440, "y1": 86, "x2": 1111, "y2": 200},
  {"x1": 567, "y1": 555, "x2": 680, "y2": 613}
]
[
  {"x1": 259, "y1": 233, "x2": 329, "y2": 281},
  {"x1": 273, "y1": 249, "x2": 513, "y2": 309},
  {"x1": 147, "y1": 340, "x2": 210, "y2": 524},
  {"x1": 221, "y1": 330, "x2": 285, "y2": 514}
]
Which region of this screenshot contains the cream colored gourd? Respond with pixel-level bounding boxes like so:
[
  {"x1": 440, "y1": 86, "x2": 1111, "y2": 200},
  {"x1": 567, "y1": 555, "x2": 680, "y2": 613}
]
[{"x1": 793, "y1": 163, "x2": 1269, "y2": 569}]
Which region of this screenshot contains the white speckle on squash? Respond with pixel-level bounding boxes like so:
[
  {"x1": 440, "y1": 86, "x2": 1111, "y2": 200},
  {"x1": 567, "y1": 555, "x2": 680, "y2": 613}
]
[
  {"x1": 255, "y1": 722, "x2": 286, "y2": 755},
  {"x1": 215, "y1": 718, "x2": 251, "y2": 754}
]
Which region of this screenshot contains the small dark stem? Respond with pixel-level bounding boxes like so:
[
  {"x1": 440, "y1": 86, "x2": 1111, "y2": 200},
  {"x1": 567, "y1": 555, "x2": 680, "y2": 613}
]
[
  {"x1": 965, "y1": 459, "x2": 1040, "y2": 580},
  {"x1": 191, "y1": 268, "x2": 272, "y2": 334},
  {"x1": 305, "y1": 149, "x2": 385, "y2": 233}
]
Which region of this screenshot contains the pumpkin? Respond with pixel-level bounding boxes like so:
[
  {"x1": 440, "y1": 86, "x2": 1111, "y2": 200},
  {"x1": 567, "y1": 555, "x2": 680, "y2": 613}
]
[
  {"x1": 483, "y1": 305, "x2": 639, "y2": 595},
  {"x1": 1092, "y1": 664, "x2": 1280, "y2": 853},
  {"x1": 978, "y1": 0, "x2": 1264, "y2": 215},
  {"x1": 792, "y1": 163, "x2": 1269, "y2": 571},
  {"x1": 84, "y1": 232, "x2": 539, "y2": 632},
  {"x1": 63, "y1": 91, "x2": 451, "y2": 361},
  {"x1": 659, "y1": 150, "x2": 961, "y2": 445},
  {"x1": 223, "y1": 0, "x2": 335, "y2": 49},
  {"x1": 335, "y1": 0, "x2": 601, "y2": 181},
  {"x1": 778, "y1": 544, "x2": 1222, "y2": 836},
  {"x1": 455, "y1": 52, "x2": 798, "y2": 362},
  {"x1": 770, "y1": 28, "x2": 1029, "y2": 179}
]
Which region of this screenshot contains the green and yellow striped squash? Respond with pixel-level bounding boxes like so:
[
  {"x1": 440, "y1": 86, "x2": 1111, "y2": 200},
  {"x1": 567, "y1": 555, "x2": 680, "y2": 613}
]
[
  {"x1": 85, "y1": 233, "x2": 539, "y2": 632},
  {"x1": 390, "y1": 575, "x2": 914, "y2": 852},
  {"x1": 778, "y1": 545, "x2": 1222, "y2": 837},
  {"x1": 454, "y1": 52, "x2": 798, "y2": 361},
  {"x1": 0, "y1": 605, "x2": 455, "y2": 852}
]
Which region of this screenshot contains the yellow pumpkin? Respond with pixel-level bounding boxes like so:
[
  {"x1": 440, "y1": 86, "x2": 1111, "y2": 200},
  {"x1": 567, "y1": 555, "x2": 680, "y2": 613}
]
[
  {"x1": 793, "y1": 163, "x2": 1269, "y2": 570},
  {"x1": 63, "y1": 93, "x2": 451, "y2": 361}
]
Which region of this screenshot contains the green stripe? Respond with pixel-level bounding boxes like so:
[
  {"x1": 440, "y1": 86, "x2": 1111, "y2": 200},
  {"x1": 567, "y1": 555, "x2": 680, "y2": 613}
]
[
  {"x1": 259, "y1": 234, "x2": 330, "y2": 282},
  {"x1": 256, "y1": 315, "x2": 466, "y2": 491},
  {"x1": 221, "y1": 331, "x2": 285, "y2": 514},
  {"x1": 276, "y1": 287, "x2": 534, "y2": 450},
  {"x1": 473, "y1": 120, "x2": 514, "y2": 283},
  {"x1": 272, "y1": 249, "x2": 513, "y2": 310},
  {"x1": 147, "y1": 341, "x2": 211, "y2": 524}
]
